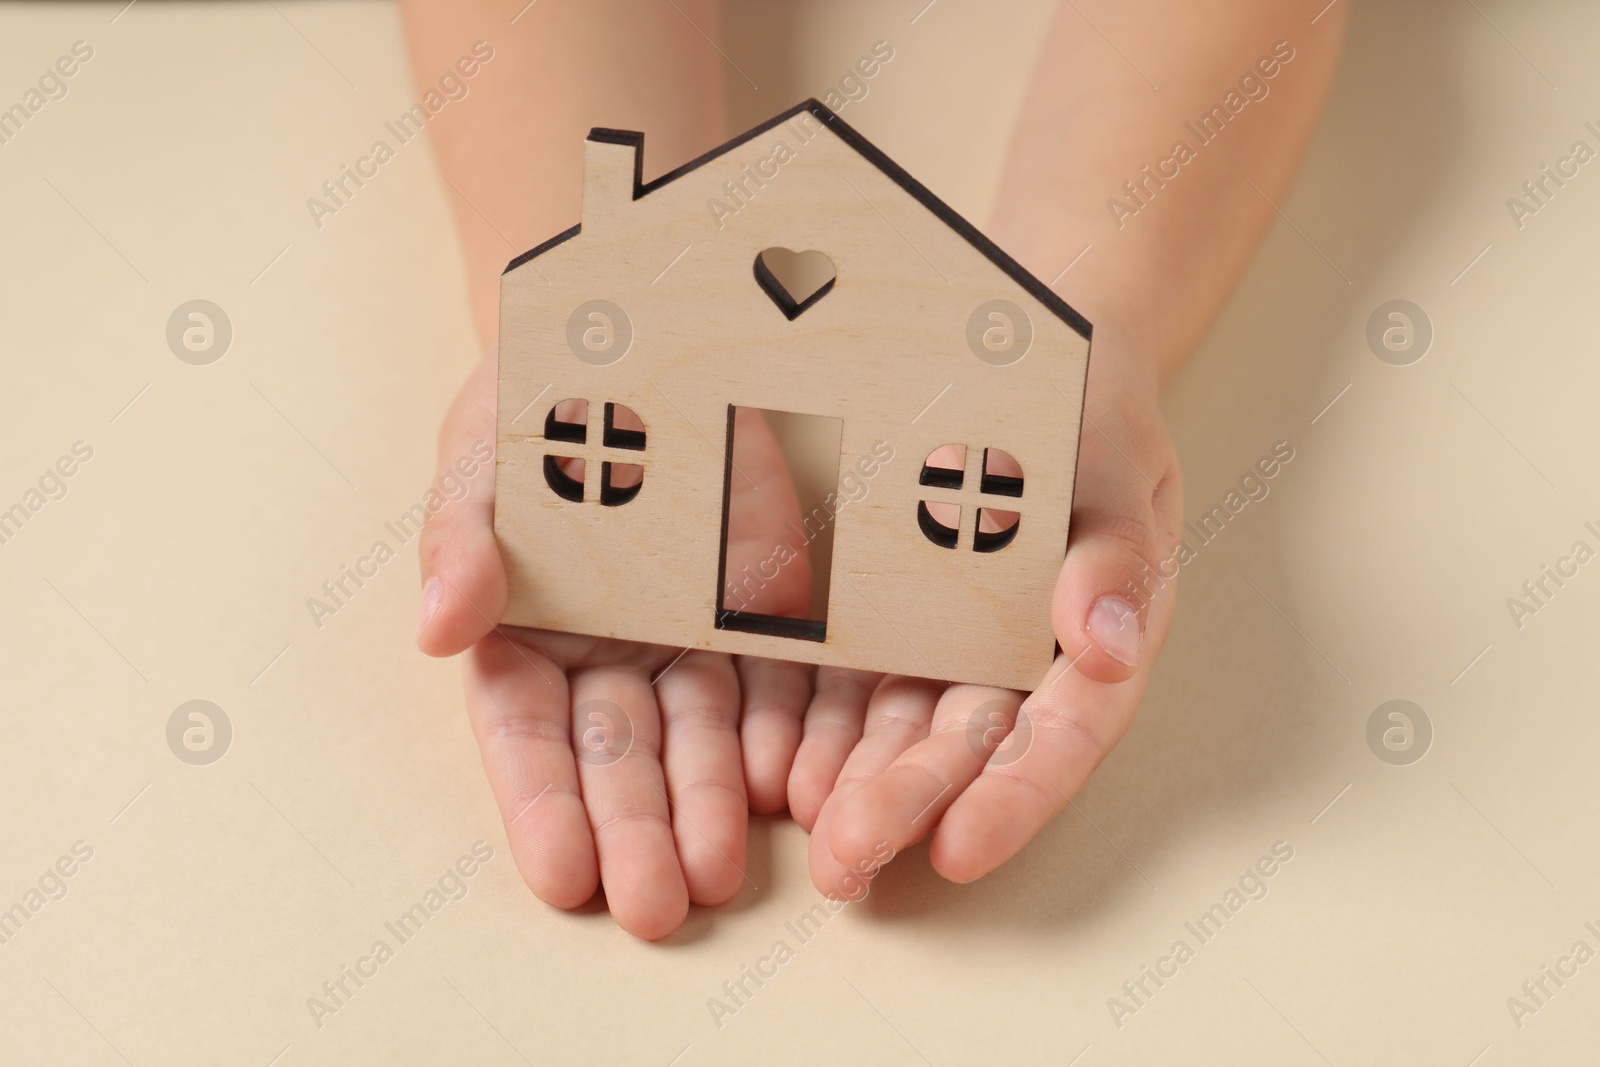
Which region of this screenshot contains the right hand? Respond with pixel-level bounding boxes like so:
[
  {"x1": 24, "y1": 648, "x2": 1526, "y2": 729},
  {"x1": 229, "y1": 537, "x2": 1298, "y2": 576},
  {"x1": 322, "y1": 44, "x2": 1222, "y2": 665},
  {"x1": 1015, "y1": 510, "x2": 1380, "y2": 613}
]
[{"x1": 417, "y1": 350, "x2": 873, "y2": 939}]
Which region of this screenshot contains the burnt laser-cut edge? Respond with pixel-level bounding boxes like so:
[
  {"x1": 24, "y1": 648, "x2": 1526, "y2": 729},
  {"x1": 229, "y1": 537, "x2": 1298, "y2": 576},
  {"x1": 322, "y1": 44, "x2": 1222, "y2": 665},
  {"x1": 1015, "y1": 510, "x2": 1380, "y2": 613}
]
[
  {"x1": 917, "y1": 500, "x2": 959, "y2": 549},
  {"x1": 919, "y1": 463, "x2": 963, "y2": 491},
  {"x1": 545, "y1": 403, "x2": 588, "y2": 444},
  {"x1": 980, "y1": 473, "x2": 1024, "y2": 497},
  {"x1": 544, "y1": 455, "x2": 584, "y2": 502},
  {"x1": 505, "y1": 222, "x2": 581, "y2": 275},
  {"x1": 713, "y1": 403, "x2": 738, "y2": 628},
  {"x1": 980, "y1": 447, "x2": 1024, "y2": 497},
  {"x1": 599, "y1": 461, "x2": 643, "y2": 506},
  {"x1": 714, "y1": 403, "x2": 832, "y2": 642},
  {"x1": 715, "y1": 609, "x2": 827, "y2": 642},
  {"x1": 602, "y1": 401, "x2": 647, "y2": 451},
  {"x1": 753, "y1": 249, "x2": 837, "y2": 321},
  {"x1": 502, "y1": 100, "x2": 1093, "y2": 345},
  {"x1": 973, "y1": 511, "x2": 1020, "y2": 553}
]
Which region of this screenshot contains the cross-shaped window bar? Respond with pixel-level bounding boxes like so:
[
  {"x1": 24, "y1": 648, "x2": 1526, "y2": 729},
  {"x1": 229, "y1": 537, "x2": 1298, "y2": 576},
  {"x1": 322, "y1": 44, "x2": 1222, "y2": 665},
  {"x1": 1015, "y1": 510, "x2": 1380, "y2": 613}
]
[
  {"x1": 917, "y1": 444, "x2": 1023, "y2": 552},
  {"x1": 542, "y1": 399, "x2": 646, "y2": 506}
]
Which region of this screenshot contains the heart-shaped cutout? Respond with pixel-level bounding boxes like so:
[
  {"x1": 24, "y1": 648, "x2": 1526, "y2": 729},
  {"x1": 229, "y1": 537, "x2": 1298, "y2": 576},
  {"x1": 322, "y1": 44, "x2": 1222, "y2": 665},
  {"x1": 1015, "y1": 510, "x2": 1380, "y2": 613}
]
[{"x1": 753, "y1": 247, "x2": 837, "y2": 320}]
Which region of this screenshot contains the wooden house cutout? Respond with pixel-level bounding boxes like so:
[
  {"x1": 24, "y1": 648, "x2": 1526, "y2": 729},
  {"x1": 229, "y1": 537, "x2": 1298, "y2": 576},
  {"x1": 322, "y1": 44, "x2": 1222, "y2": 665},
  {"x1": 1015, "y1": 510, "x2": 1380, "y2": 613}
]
[{"x1": 496, "y1": 99, "x2": 1091, "y2": 690}]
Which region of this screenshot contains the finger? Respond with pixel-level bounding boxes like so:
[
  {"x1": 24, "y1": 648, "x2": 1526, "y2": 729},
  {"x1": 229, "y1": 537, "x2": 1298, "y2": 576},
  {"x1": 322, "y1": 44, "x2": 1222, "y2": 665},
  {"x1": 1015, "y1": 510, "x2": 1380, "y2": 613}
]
[
  {"x1": 932, "y1": 436, "x2": 1184, "y2": 883},
  {"x1": 736, "y1": 657, "x2": 813, "y2": 815},
  {"x1": 417, "y1": 350, "x2": 507, "y2": 657},
  {"x1": 1050, "y1": 372, "x2": 1182, "y2": 685},
  {"x1": 462, "y1": 630, "x2": 596, "y2": 910},
  {"x1": 786, "y1": 666, "x2": 878, "y2": 831},
  {"x1": 929, "y1": 650, "x2": 1146, "y2": 883},
  {"x1": 934, "y1": 371, "x2": 1184, "y2": 883},
  {"x1": 656, "y1": 651, "x2": 749, "y2": 906},
  {"x1": 828, "y1": 686, "x2": 1022, "y2": 873},
  {"x1": 807, "y1": 675, "x2": 943, "y2": 898},
  {"x1": 571, "y1": 665, "x2": 687, "y2": 940}
]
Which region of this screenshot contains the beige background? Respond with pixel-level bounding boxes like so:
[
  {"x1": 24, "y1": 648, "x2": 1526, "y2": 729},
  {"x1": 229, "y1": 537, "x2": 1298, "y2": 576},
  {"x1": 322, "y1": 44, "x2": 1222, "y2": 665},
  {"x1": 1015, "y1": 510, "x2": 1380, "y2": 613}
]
[{"x1": 1, "y1": 1, "x2": 1596, "y2": 1064}]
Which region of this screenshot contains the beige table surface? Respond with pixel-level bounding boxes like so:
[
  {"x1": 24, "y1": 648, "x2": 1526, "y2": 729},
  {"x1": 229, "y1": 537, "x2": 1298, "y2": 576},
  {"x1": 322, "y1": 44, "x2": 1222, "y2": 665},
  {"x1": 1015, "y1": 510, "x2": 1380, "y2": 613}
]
[{"x1": 3, "y1": 1, "x2": 1597, "y2": 1064}]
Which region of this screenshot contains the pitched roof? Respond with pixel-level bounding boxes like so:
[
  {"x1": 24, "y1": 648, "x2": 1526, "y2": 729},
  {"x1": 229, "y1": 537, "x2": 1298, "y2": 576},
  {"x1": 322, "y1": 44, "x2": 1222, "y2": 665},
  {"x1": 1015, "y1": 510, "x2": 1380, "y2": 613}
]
[{"x1": 504, "y1": 98, "x2": 1091, "y2": 342}]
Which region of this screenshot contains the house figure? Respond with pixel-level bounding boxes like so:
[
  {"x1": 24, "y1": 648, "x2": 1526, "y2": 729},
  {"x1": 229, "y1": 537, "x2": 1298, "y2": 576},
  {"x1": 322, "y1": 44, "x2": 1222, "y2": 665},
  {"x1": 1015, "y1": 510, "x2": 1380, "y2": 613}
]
[{"x1": 496, "y1": 99, "x2": 1091, "y2": 691}]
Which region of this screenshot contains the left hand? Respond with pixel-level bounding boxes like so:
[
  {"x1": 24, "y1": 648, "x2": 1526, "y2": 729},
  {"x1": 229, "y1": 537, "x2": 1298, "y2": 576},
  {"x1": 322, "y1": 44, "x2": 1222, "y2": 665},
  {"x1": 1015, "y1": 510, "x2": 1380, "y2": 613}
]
[{"x1": 777, "y1": 336, "x2": 1184, "y2": 895}]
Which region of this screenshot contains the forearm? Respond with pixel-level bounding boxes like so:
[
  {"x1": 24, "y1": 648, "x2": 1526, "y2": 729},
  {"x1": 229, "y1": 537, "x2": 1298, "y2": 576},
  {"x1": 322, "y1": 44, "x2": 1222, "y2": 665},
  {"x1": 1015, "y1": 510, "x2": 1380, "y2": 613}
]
[
  {"x1": 396, "y1": 0, "x2": 731, "y2": 346},
  {"x1": 991, "y1": 1, "x2": 1348, "y2": 384}
]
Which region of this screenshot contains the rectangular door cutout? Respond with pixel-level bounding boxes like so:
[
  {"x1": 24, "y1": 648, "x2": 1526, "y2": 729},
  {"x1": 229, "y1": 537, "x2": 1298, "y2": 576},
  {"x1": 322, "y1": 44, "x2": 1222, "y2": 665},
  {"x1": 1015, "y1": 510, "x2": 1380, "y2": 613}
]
[{"x1": 715, "y1": 406, "x2": 843, "y2": 642}]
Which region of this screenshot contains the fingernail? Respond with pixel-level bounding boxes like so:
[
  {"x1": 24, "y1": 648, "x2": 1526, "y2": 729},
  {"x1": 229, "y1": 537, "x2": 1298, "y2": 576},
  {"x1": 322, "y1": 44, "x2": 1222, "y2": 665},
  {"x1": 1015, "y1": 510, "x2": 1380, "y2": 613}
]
[
  {"x1": 1087, "y1": 596, "x2": 1142, "y2": 667},
  {"x1": 416, "y1": 578, "x2": 443, "y2": 642}
]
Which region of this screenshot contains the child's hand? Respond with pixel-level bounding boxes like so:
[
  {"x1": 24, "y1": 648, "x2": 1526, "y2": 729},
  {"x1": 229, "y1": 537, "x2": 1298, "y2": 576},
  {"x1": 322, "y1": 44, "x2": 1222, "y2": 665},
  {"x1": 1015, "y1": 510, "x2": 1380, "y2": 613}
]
[
  {"x1": 791, "y1": 337, "x2": 1184, "y2": 896},
  {"x1": 417, "y1": 349, "x2": 817, "y2": 940},
  {"x1": 773, "y1": 0, "x2": 1351, "y2": 898},
  {"x1": 422, "y1": 338, "x2": 1182, "y2": 924},
  {"x1": 402, "y1": 0, "x2": 1344, "y2": 926}
]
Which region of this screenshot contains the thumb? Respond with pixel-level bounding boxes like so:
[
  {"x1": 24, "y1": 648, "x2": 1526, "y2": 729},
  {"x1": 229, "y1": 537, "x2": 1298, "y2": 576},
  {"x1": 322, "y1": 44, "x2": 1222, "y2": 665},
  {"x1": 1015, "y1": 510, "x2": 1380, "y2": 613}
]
[
  {"x1": 1050, "y1": 391, "x2": 1182, "y2": 685},
  {"x1": 416, "y1": 349, "x2": 507, "y2": 657}
]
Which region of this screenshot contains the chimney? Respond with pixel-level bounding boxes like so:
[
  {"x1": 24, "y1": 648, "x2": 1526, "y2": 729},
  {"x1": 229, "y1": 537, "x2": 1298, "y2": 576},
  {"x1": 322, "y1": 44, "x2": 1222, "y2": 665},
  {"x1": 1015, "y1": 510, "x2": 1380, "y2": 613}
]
[{"x1": 584, "y1": 128, "x2": 643, "y2": 225}]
